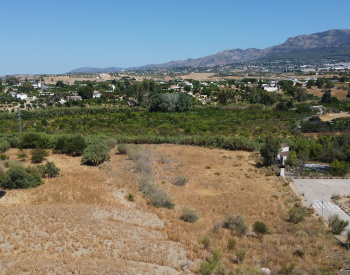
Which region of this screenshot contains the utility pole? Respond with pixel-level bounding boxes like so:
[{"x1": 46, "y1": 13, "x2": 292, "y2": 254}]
[{"x1": 18, "y1": 108, "x2": 22, "y2": 133}]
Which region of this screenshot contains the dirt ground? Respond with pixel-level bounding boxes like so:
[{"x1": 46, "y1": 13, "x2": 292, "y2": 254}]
[
  {"x1": 0, "y1": 145, "x2": 346, "y2": 274},
  {"x1": 319, "y1": 112, "x2": 350, "y2": 121},
  {"x1": 307, "y1": 84, "x2": 349, "y2": 99}
]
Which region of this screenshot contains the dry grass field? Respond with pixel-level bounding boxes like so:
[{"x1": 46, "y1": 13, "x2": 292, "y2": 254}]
[
  {"x1": 307, "y1": 84, "x2": 349, "y2": 99},
  {"x1": 0, "y1": 145, "x2": 348, "y2": 274}
]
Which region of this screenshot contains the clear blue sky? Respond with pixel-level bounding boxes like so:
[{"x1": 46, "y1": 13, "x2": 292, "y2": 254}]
[{"x1": 1, "y1": 0, "x2": 349, "y2": 75}]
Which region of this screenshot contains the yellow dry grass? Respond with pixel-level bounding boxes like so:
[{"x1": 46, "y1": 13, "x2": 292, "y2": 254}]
[
  {"x1": 0, "y1": 145, "x2": 347, "y2": 274},
  {"x1": 319, "y1": 112, "x2": 350, "y2": 121}
]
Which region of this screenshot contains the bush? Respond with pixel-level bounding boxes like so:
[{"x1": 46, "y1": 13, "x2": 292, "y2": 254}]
[
  {"x1": 235, "y1": 249, "x2": 246, "y2": 263},
  {"x1": 37, "y1": 161, "x2": 60, "y2": 178},
  {"x1": 17, "y1": 150, "x2": 28, "y2": 160},
  {"x1": 199, "y1": 249, "x2": 224, "y2": 275},
  {"x1": 288, "y1": 206, "x2": 304, "y2": 224},
  {"x1": 223, "y1": 214, "x2": 248, "y2": 236},
  {"x1": 0, "y1": 165, "x2": 43, "y2": 189},
  {"x1": 180, "y1": 207, "x2": 199, "y2": 223},
  {"x1": 117, "y1": 143, "x2": 128, "y2": 155},
  {"x1": 227, "y1": 238, "x2": 236, "y2": 250},
  {"x1": 0, "y1": 139, "x2": 10, "y2": 153},
  {"x1": 0, "y1": 154, "x2": 7, "y2": 161},
  {"x1": 127, "y1": 193, "x2": 135, "y2": 202},
  {"x1": 199, "y1": 236, "x2": 211, "y2": 250},
  {"x1": 173, "y1": 175, "x2": 188, "y2": 186},
  {"x1": 328, "y1": 214, "x2": 349, "y2": 235},
  {"x1": 138, "y1": 176, "x2": 175, "y2": 209},
  {"x1": 20, "y1": 132, "x2": 51, "y2": 149},
  {"x1": 81, "y1": 143, "x2": 110, "y2": 166},
  {"x1": 253, "y1": 221, "x2": 268, "y2": 235},
  {"x1": 54, "y1": 135, "x2": 87, "y2": 156},
  {"x1": 293, "y1": 249, "x2": 304, "y2": 257},
  {"x1": 31, "y1": 148, "x2": 49, "y2": 163}
]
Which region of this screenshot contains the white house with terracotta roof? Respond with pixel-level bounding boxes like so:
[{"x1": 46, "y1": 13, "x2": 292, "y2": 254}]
[{"x1": 277, "y1": 143, "x2": 290, "y2": 165}]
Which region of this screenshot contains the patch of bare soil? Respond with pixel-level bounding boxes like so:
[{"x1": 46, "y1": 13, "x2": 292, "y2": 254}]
[
  {"x1": 0, "y1": 148, "x2": 192, "y2": 274},
  {"x1": 0, "y1": 145, "x2": 346, "y2": 273},
  {"x1": 319, "y1": 112, "x2": 350, "y2": 121},
  {"x1": 307, "y1": 84, "x2": 349, "y2": 99}
]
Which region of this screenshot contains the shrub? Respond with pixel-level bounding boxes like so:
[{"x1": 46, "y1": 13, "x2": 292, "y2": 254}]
[
  {"x1": 0, "y1": 154, "x2": 7, "y2": 161},
  {"x1": 138, "y1": 177, "x2": 175, "y2": 209},
  {"x1": 227, "y1": 238, "x2": 236, "y2": 250},
  {"x1": 0, "y1": 165, "x2": 43, "y2": 189},
  {"x1": 288, "y1": 206, "x2": 304, "y2": 224},
  {"x1": 253, "y1": 221, "x2": 268, "y2": 235},
  {"x1": 127, "y1": 193, "x2": 135, "y2": 202},
  {"x1": 328, "y1": 214, "x2": 349, "y2": 235},
  {"x1": 117, "y1": 143, "x2": 128, "y2": 155},
  {"x1": 20, "y1": 132, "x2": 51, "y2": 149},
  {"x1": 81, "y1": 143, "x2": 110, "y2": 166},
  {"x1": 17, "y1": 150, "x2": 28, "y2": 160},
  {"x1": 37, "y1": 161, "x2": 60, "y2": 178},
  {"x1": 0, "y1": 139, "x2": 10, "y2": 153},
  {"x1": 223, "y1": 214, "x2": 248, "y2": 236},
  {"x1": 235, "y1": 249, "x2": 246, "y2": 263},
  {"x1": 293, "y1": 249, "x2": 304, "y2": 257},
  {"x1": 31, "y1": 148, "x2": 49, "y2": 163},
  {"x1": 199, "y1": 252, "x2": 224, "y2": 275},
  {"x1": 173, "y1": 175, "x2": 188, "y2": 186},
  {"x1": 31, "y1": 148, "x2": 48, "y2": 163},
  {"x1": 199, "y1": 236, "x2": 211, "y2": 250},
  {"x1": 199, "y1": 249, "x2": 224, "y2": 275},
  {"x1": 54, "y1": 135, "x2": 87, "y2": 156},
  {"x1": 280, "y1": 263, "x2": 296, "y2": 275},
  {"x1": 180, "y1": 207, "x2": 199, "y2": 223},
  {"x1": 331, "y1": 194, "x2": 341, "y2": 201},
  {"x1": 347, "y1": 230, "x2": 350, "y2": 242}
]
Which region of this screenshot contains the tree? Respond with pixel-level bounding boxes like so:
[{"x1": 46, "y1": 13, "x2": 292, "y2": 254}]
[
  {"x1": 56, "y1": 80, "x2": 65, "y2": 87},
  {"x1": 6, "y1": 76, "x2": 19, "y2": 86},
  {"x1": 184, "y1": 85, "x2": 191, "y2": 92},
  {"x1": 322, "y1": 90, "x2": 332, "y2": 104},
  {"x1": 285, "y1": 151, "x2": 297, "y2": 167},
  {"x1": 260, "y1": 134, "x2": 280, "y2": 167},
  {"x1": 77, "y1": 86, "x2": 93, "y2": 99},
  {"x1": 330, "y1": 159, "x2": 349, "y2": 177},
  {"x1": 150, "y1": 92, "x2": 191, "y2": 112}
]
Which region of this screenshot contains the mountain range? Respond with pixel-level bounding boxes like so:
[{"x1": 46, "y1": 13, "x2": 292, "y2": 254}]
[{"x1": 69, "y1": 29, "x2": 350, "y2": 73}]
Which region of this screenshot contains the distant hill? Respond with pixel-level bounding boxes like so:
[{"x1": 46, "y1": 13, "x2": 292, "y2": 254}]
[{"x1": 69, "y1": 29, "x2": 350, "y2": 73}]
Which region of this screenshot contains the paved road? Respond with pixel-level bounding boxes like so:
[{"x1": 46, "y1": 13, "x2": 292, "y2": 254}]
[{"x1": 292, "y1": 179, "x2": 350, "y2": 233}]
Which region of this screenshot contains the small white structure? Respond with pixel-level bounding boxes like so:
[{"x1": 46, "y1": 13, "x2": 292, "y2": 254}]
[
  {"x1": 263, "y1": 86, "x2": 278, "y2": 92},
  {"x1": 59, "y1": 98, "x2": 67, "y2": 105},
  {"x1": 16, "y1": 93, "x2": 28, "y2": 100},
  {"x1": 277, "y1": 143, "x2": 290, "y2": 165},
  {"x1": 310, "y1": 105, "x2": 324, "y2": 115},
  {"x1": 32, "y1": 82, "x2": 42, "y2": 89},
  {"x1": 93, "y1": 91, "x2": 102, "y2": 98}
]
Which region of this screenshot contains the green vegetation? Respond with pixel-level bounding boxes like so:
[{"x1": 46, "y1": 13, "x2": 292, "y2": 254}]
[
  {"x1": 223, "y1": 214, "x2": 248, "y2": 236},
  {"x1": 81, "y1": 143, "x2": 110, "y2": 166},
  {"x1": 288, "y1": 205, "x2": 305, "y2": 224},
  {"x1": 31, "y1": 148, "x2": 49, "y2": 163},
  {"x1": 0, "y1": 164, "x2": 43, "y2": 189},
  {"x1": 37, "y1": 161, "x2": 60, "y2": 178},
  {"x1": 180, "y1": 207, "x2": 199, "y2": 223},
  {"x1": 199, "y1": 249, "x2": 224, "y2": 275},
  {"x1": 328, "y1": 214, "x2": 349, "y2": 235},
  {"x1": 173, "y1": 175, "x2": 188, "y2": 186},
  {"x1": 253, "y1": 221, "x2": 268, "y2": 235}
]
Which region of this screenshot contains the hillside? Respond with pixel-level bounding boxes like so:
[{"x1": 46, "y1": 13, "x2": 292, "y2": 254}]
[
  {"x1": 0, "y1": 145, "x2": 345, "y2": 274},
  {"x1": 69, "y1": 29, "x2": 350, "y2": 73}
]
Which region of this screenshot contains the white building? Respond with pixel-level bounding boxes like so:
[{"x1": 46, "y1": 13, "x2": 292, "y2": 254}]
[
  {"x1": 16, "y1": 93, "x2": 28, "y2": 100},
  {"x1": 277, "y1": 143, "x2": 290, "y2": 165}
]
